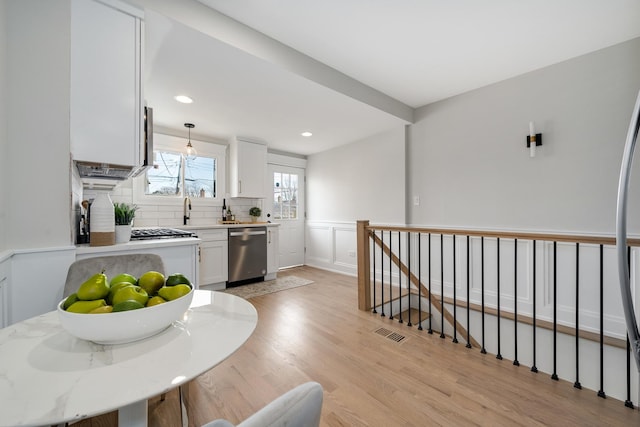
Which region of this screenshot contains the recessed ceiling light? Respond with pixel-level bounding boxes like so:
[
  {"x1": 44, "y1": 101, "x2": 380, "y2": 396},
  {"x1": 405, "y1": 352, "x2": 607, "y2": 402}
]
[
  {"x1": 174, "y1": 95, "x2": 193, "y2": 104},
  {"x1": 301, "y1": 131, "x2": 313, "y2": 137}
]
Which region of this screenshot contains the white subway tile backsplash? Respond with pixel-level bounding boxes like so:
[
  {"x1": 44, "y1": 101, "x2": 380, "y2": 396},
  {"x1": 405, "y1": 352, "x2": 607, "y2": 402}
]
[{"x1": 82, "y1": 184, "x2": 262, "y2": 228}]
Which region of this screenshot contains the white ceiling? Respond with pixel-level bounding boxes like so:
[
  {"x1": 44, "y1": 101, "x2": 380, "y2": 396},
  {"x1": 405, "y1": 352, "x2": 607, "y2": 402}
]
[{"x1": 143, "y1": 0, "x2": 640, "y2": 156}]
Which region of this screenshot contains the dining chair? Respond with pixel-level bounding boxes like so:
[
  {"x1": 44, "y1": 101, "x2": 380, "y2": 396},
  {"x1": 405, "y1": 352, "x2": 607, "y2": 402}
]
[
  {"x1": 63, "y1": 253, "x2": 165, "y2": 297},
  {"x1": 201, "y1": 381, "x2": 324, "y2": 427}
]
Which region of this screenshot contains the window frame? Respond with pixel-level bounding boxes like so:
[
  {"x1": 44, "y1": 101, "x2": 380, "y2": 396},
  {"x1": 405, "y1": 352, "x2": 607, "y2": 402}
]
[{"x1": 133, "y1": 133, "x2": 227, "y2": 206}]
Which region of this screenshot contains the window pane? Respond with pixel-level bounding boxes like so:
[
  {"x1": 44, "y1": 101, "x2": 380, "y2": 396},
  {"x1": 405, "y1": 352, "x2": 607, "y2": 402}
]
[
  {"x1": 146, "y1": 151, "x2": 181, "y2": 195},
  {"x1": 272, "y1": 172, "x2": 298, "y2": 220},
  {"x1": 185, "y1": 156, "x2": 216, "y2": 198},
  {"x1": 146, "y1": 151, "x2": 217, "y2": 198},
  {"x1": 273, "y1": 173, "x2": 282, "y2": 219}
]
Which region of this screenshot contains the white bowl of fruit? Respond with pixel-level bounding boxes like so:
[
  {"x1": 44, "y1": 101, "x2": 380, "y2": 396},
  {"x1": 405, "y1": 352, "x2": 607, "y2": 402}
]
[{"x1": 58, "y1": 271, "x2": 194, "y2": 345}]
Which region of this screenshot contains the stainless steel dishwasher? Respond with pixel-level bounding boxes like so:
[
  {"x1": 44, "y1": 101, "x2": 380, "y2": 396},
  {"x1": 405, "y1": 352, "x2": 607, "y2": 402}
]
[{"x1": 227, "y1": 227, "x2": 267, "y2": 286}]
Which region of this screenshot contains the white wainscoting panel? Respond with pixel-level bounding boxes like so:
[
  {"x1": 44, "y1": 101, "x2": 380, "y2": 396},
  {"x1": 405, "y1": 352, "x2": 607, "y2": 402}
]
[{"x1": 306, "y1": 221, "x2": 357, "y2": 276}]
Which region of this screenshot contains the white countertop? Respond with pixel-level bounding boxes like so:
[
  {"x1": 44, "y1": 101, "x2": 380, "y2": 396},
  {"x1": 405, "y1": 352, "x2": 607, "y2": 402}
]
[
  {"x1": 0, "y1": 290, "x2": 257, "y2": 427},
  {"x1": 179, "y1": 222, "x2": 279, "y2": 230},
  {"x1": 76, "y1": 236, "x2": 200, "y2": 255}
]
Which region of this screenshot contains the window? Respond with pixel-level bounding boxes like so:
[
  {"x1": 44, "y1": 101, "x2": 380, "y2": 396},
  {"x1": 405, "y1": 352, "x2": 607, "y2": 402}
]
[
  {"x1": 146, "y1": 151, "x2": 216, "y2": 198},
  {"x1": 134, "y1": 133, "x2": 226, "y2": 205},
  {"x1": 273, "y1": 172, "x2": 298, "y2": 219}
]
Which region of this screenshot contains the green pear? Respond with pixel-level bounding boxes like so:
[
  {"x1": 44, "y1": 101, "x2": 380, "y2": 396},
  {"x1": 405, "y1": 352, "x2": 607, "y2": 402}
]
[
  {"x1": 67, "y1": 299, "x2": 107, "y2": 313},
  {"x1": 77, "y1": 270, "x2": 110, "y2": 301},
  {"x1": 158, "y1": 284, "x2": 191, "y2": 301}
]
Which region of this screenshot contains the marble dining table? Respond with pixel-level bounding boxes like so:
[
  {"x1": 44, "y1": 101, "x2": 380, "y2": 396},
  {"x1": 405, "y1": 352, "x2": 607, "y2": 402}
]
[{"x1": 0, "y1": 290, "x2": 258, "y2": 427}]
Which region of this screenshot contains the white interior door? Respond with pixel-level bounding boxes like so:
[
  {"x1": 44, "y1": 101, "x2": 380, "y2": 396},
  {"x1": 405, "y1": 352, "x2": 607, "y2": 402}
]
[{"x1": 266, "y1": 164, "x2": 305, "y2": 268}]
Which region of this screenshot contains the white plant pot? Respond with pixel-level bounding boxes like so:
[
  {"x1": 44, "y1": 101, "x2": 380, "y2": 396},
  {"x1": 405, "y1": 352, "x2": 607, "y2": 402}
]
[{"x1": 115, "y1": 224, "x2": 132, "y2": 244}]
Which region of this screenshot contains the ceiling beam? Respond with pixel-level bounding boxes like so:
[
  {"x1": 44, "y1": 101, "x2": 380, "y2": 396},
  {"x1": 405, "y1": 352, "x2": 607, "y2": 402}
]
[{"x1": 128, "y1": 0, "x2": 414, "y2": 123}]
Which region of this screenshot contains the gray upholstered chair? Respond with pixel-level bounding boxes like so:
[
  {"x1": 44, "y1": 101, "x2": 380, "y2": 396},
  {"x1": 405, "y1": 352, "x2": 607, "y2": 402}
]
[
  {"x1": 63, "y1": 253, "x2": 165, "y2": 298},
  {"x1": 201, "y1": 382, "x2": 323, "y2": 427}
]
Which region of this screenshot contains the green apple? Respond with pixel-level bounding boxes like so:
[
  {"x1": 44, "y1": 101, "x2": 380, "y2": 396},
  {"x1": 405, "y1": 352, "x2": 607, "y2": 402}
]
[
  {"x1": 107, "y1": 282, "x2": 134, "y2": 305},
  {"x1": 158, "y1": 284, "x2": 191, "y2": 301},
  {"x1": 109, "y1": 273, "x2": 137, "y2": 287},
  {"x1": 113, "y1": 300, "x2": 145, "y2": 312},
  {"x1": 112, "y1": 285, "x2": 149, "y2": 306}
]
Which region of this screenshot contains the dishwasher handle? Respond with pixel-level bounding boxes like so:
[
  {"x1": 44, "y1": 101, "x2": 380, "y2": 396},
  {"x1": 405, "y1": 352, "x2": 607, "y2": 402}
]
[{"x1": 229, "y1": 230, "x2": 267, "y2": 237}]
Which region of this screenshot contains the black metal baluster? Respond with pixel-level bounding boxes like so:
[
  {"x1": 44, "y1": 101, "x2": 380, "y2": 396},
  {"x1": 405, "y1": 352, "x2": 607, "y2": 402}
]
[
  {"x1": 513, "y1": 238, "x2": 519, "y2": 366},
  {"x1": 466, "y1": 235, "x2": 471, "y2": 349},
  {"x1": 428, "y1": 233, "x2": 433, "y2": 334},
  {"x1": 380, "y1": 230, "x2": 385, "y2": 317},
  {"x1": 453, "y1": 235, "x2": 458, "y2": 343},
  {"x1": 418, "y1": 233, "x2": 423, "y2": 331},
  {"x1": 574, "y1": 243, "x2": 581, "y2": 390},
  {"x1": 398, "y1": 231, "x2": 403, "y2": 324},
  {"x1": 440, "y1": 233, "x2": 445, "y2": 339},
  {"x1": 481, "y1": 236, "x2": 486, "y2": 354},
  {"x1": 626, "y1": 336, "x2": 635, "y2": 408},
  {"x1": 372, "y1": 231, "x2": 377, "y2": 314},
  {"x1": 598, "y1": 244, "x2": 605, "y2": 398},
  {"x1": 551, "y1": 241, "x2": 558, "y2": 380},
  {"x1": 407, "y1": 231, "x2": 412, "y2": 327},
  {"x1": 625, "y1": 247, "x2": 634, "y2": 409},
  {"x1": 389, "y1": 231, "x2": 394, "y2": 320},
  {"x1": 531, "y1": 240, "x2": 538, "y2": 373},
  {"x1": 496, "y1": 238, "x2": 502, "y2": 360}
]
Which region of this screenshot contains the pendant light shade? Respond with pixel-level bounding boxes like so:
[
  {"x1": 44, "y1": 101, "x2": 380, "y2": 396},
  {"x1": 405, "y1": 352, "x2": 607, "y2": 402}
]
[{"x1": 184, "y1": 123, "x2": 197, "y2": 160}]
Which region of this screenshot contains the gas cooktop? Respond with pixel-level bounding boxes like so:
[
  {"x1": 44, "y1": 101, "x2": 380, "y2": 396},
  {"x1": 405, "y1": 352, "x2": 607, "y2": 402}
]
[{"x1": 130, "y1": 228, "x2": 196, "y2": 240}]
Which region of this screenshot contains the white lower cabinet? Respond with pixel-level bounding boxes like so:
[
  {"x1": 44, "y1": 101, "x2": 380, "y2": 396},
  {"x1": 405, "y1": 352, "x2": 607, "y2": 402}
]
[
  {"x1": 266, "y1": 226, "x2": 279, "y2": 281},
  {"x1": 10, "y1": 248, "x2": 77, "y2": 325},
  {"x1": 196, "y1": 229, "x2": 228, "y2": 290}
]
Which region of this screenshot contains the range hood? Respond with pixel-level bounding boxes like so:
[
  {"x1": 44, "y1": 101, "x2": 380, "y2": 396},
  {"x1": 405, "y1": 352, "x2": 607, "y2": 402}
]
[
  {"x1": 76, "y1": 161, "x2": 146, "y2": 190},
  {"x1": 77, "y1": 161, "x2": 138, "y2": 180}
]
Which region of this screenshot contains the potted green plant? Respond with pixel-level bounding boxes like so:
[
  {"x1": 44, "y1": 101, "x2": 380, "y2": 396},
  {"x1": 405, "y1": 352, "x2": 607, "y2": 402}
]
[
  {"x1": 113, "y1": 202, "x2": 138, "y2": 243},
  {"x1": 249, "y1": 207, "x2": 262, "y2": 222}
]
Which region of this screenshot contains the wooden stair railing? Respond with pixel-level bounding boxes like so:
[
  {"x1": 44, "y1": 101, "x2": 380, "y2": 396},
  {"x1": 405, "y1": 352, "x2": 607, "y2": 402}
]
[{"x1": 369, "y1": 229, "x2": 480, "y2": 348}]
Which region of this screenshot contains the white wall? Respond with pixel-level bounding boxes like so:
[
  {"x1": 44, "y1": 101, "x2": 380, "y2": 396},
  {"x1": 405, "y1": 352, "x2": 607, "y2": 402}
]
[
  {"x1": 6, "y1": 0, "x2": 72, "y2": 249},
  {"x1": 305, "y1": 126, "x2": 405, "y2": 274},
  {"x1": 408, "y1": 37, "x2": 640, "y2": 235},
  {"x1": 0, "y1": 1, "x2": 7, "y2": 251},
  {"x1": 306, "y1": 126, "x2": 406, "y2": 224}
]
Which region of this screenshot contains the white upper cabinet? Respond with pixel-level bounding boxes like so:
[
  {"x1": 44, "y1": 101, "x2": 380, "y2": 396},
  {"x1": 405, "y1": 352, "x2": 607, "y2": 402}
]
[
  {"x1": 229, "y1": 138, "x2": 267, "y2": 198},
  {"x1": 70, "y1": 0, "x2": 143, "y2": 167}
]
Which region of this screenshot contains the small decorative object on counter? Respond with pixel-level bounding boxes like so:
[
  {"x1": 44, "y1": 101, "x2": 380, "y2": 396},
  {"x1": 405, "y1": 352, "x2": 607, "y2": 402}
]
[
  {"x1": 249, "y1": 207, "x2": 262, "y2": 222},
  {"x1": 90, "y1": 191, "x2": 116, "y2": 246},
  {"x1": 114, "y1": 202, "x2": 138, "y2": 244},
  {"x1": 222, "y1": 198, "x2": 227, "y2": 221}
]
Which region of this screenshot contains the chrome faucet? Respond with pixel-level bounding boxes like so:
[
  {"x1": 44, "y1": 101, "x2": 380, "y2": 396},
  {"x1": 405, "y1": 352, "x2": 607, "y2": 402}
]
[{"x1": 183, "y1": 197, "x2": 191, "y2": 225}]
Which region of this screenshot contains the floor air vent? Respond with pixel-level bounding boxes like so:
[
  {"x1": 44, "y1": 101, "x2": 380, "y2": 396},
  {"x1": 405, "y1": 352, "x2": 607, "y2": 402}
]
[{"x1": 374, "y1": 327, "x2": 405, "y2": 343}]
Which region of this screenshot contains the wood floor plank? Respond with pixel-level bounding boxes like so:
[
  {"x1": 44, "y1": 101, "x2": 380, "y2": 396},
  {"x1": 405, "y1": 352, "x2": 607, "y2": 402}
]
[{"x1": 76, "y1": 266, "x2": 638, "y2": 426}]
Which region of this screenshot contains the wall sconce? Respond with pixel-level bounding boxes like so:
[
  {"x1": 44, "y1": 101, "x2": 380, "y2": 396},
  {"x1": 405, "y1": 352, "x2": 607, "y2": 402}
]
[
  {"x1": 184, "y1": 122, "x2": 197, "y2": 160},
  {"x1": 526, "y1": 121, "x2": 542, "y2": 157}
]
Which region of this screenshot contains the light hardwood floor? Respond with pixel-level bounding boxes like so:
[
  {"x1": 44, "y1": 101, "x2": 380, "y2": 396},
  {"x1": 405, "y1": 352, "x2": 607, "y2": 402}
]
[{"x1": 75, "y1": 266, "x2": 639, "y2": 426}]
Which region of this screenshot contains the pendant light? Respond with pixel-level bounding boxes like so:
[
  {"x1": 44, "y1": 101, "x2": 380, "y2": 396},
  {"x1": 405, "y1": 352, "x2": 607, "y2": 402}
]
[{"x1": 184, "y1": 123, "x2": 197, "y2": 160}]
